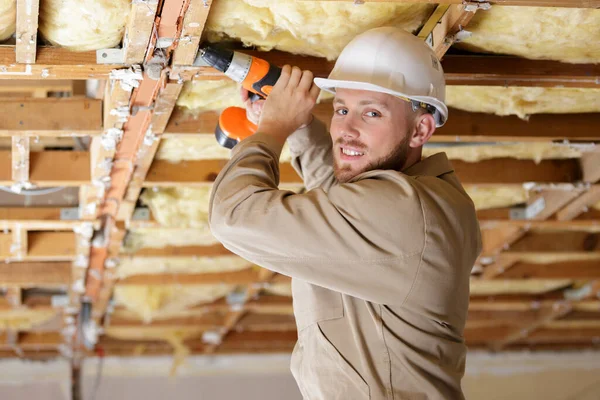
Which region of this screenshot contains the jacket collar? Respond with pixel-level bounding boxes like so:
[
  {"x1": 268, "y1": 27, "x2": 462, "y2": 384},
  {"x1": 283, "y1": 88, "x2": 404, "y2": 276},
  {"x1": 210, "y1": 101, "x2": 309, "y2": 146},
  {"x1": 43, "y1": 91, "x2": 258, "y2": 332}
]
[{"x1": 402, "y1": 152, "x2": 454, "y2": 178}]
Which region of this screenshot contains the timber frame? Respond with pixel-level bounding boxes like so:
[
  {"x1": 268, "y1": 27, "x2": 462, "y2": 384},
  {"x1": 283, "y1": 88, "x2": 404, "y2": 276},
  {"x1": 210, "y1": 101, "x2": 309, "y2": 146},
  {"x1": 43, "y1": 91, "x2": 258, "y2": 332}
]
[{"x1": 0, "y1": 0, "x2": 598, "y2": 369}]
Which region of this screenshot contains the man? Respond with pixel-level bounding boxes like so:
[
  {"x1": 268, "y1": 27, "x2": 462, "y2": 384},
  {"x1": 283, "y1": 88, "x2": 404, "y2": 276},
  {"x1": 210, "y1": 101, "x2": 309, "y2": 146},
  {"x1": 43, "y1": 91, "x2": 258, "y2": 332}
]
[{"x1": 209, "y1": 27, "x2": 482, "y2": 400}]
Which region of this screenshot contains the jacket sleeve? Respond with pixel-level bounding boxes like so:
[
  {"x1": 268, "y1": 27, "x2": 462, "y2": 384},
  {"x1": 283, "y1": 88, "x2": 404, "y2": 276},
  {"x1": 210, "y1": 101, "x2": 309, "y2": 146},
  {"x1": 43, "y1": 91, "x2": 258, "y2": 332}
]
[
  {"x1": 208, "y1": 133, "x2": 426, "y2": 305},
  {"x1": 286, "y1": 117, "x2": 337, "y2": 192}
]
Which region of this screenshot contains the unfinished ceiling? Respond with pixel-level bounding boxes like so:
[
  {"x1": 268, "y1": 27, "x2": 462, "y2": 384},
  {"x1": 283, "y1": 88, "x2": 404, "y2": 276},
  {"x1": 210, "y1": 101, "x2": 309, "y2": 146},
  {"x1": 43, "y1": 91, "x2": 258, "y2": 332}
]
[{"x1": 0, "y1": 0, "x2": 599, "y2": 374}]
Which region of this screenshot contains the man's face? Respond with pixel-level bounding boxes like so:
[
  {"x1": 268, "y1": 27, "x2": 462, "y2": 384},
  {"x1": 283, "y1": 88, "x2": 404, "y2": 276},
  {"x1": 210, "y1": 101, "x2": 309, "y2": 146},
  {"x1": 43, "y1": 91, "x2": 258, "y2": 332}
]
[{"x1": 330, "y1": 88, "x2": 415, "y2": 183}]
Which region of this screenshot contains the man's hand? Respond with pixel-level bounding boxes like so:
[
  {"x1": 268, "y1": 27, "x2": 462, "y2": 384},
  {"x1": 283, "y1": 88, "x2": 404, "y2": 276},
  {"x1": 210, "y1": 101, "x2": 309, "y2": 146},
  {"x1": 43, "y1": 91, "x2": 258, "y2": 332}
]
[{"x1": 250, "y1": 65, "x2": 320, "y2": 145}]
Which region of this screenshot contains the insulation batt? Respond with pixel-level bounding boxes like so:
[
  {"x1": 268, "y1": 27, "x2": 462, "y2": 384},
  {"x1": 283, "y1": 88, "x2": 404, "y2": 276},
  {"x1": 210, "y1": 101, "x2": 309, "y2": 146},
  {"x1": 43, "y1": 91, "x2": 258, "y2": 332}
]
[
  {"x1": 204, "y1": 0, "x2": 434, "y2": 60},
  {"x1": 446, "y1": 86, "x2": 600, "y2": 119},
  {"x1": 113, "y1": 284, "x2": 235, "y2": 322},
  {"x1": 157, "y1": 136, "x2": 294, "y2": 163},
  {"x1": 0, "y1": 0, "x2": 15, "y2": 41},
  {"x1": 0, "y1": 309, "x2": 57, "y2": 330},
  {"x1": 124, "y1": 227, "x2": 219, "y2": 251},
  {"x1": 105, "y1": 326, "x2": 204, "y2": 375},
  {"x1": 464, "y1": 186, "x2": 529, "y2": 211},
  {"x1": 176, "y1": 80, "x2": 246, "y2": 111},
  {"x1": 39, "y1": 0, "x2": 130, "y2": 51},
  {"x1": 117, "y1": 256, "x2": 253, "y2": 278},
  {"x1": 456, "y1": 6, "x2": 600, "y2": 64}
]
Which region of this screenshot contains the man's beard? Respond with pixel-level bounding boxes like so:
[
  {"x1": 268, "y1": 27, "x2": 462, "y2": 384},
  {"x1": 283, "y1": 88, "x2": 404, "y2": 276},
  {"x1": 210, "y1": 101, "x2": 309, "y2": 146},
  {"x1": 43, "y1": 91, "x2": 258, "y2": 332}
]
[{"x1": 333, "y1": 135, "x2": 411, "y2": 183}]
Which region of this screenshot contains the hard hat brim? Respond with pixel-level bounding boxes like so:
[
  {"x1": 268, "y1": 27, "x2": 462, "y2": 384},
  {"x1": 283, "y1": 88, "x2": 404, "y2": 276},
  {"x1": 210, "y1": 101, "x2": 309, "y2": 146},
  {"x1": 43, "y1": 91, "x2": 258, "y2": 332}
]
[{"x1": 314, "y1": 78, "x2": 448, "y2": 127}]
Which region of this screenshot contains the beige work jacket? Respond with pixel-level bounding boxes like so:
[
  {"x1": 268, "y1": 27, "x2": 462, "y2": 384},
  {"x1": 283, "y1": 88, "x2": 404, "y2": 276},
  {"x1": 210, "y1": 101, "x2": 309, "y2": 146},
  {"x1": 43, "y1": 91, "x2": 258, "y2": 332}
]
[{"x1": 209, "y1": 118, "x2": 482, "y2": 400}]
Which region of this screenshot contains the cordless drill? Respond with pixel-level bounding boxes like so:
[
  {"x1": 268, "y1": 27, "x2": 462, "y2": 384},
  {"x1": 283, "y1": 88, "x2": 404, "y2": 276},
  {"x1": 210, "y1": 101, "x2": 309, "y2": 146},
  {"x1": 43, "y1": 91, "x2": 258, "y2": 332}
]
[{"x1": 195, "y1": 46, "x2": 281, "y2": 149}]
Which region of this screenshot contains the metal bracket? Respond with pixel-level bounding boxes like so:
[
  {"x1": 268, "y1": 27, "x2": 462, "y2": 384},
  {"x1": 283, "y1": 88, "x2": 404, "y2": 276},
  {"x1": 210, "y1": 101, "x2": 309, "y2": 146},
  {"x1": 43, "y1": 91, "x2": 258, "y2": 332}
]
[
  {"x1": 132, "y1": 207, "x2": 150, "y2": 221},
  {"x1": 96, "y1": 48, "x2": 125, "y2": 64},
  {"x1": 60, "y1": 208, "x2": 80, "y2": 221},
  {"x1": 509, "y1": 196, "x2": 546, "y2": 220}
]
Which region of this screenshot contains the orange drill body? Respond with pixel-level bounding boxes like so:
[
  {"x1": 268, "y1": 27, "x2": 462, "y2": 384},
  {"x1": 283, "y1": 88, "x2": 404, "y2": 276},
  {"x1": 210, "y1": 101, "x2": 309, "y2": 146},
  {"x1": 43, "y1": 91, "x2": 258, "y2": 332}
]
[{"x1": 197, "y1": 46, "x2": 281, "y2": 148}]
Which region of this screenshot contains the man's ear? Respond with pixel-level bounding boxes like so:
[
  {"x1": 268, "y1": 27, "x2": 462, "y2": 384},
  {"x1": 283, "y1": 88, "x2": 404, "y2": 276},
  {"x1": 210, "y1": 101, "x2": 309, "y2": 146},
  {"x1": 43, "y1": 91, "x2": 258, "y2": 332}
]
[{"x1": 409, "y1": 113, "x2": 436, "y2": 148}]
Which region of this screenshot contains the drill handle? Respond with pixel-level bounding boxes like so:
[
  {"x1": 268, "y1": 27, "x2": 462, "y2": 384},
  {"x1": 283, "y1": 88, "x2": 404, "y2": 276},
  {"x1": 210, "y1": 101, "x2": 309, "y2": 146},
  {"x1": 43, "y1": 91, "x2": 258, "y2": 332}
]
[{"x1": 248, "y1": 63, "x2": 281, "y2": 98}]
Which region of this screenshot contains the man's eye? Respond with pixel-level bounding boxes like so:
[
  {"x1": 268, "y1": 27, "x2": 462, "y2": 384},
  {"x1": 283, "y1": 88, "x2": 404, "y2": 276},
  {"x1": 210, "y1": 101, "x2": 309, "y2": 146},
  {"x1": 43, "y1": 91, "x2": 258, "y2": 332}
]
[
  {"x1": 335, "y1": 108, "x2": 348, "y2": 115},
  {"x1": 366, "y1": 111, "x2": 381, "y2": 117}
]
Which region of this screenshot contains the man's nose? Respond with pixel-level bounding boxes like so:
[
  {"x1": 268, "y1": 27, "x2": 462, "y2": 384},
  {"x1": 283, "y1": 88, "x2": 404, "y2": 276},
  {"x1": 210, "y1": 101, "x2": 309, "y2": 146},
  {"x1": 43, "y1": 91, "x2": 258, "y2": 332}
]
[{"x1": 341, "y1": 114, "x2": 360, "y2": 139}]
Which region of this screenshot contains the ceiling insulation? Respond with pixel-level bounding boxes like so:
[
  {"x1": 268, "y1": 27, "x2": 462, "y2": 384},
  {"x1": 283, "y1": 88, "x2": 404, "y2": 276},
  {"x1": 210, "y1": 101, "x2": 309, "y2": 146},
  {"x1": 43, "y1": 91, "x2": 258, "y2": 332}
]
[
  {"x1": 446, "y1": 86, "x2": 600, "y2": 119},
  {"x1": 124, "y1": 227, "x2": 219, "y2": 251},
  {"x1": 0, "y1": 0, "x2": 15, "y2": 41},
  {"x1": 117, "y1": 256, "x2": 254, "y2": 279},
  {"x1": 455, "y1": 6, "x2": 600, "y2": 64},
  {"x1": 39, "y1": 0, "x2": 130, "y2": 51},
  {"x1": 423, "y1": 143, "x2": 582, "y2": 164},
  {"x1": 140, "y1": 185, "x2": 303, "y2": 229},
  {"x1": 157, "y1": 136, "x2": 295, "y2": 162},
  {"x1": 464, "y1": 186, "x2": 529, "y2": 211},
  {"x1": 113, "y1": 284, "x2": 235, "y2": 322},
  {"x1": 141, "y1": 187, "x2": 213, "y2": 229},
  {"x1": 203, "y1": 0, "x2": 434, "y2": 60},
  {"x1": 176, "y1": 80, "x2": 245, "y2": 112},
  {"x1": 0, "y1": 308, "x2": 58, "y2": 331},
  {"x1": 104, "y1": 326, "x2": 206, "y2": 375}
]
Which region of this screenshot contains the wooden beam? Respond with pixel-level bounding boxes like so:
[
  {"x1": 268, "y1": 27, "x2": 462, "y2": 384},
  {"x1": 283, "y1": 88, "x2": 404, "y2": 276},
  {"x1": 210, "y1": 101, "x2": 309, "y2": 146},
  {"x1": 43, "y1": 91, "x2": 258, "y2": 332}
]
[
  {"x1": 0, "y1": 151, "x2": 90, "y2": 187},
  {"x1": 27, "y1": 231, "x2": 76, "y2": 261},
  {"x1": 0, "y1": 80, "x2": 73, "y2": 97},
  {"x1": 0, "y1": 98, "x2": 102, "y2": 136},
  {"x1": 0, "y1": 231, "x2": 75, "y2": 261},
  {"x1": 165, "y1": 105, "x2": 600, "y2": 143},
  {"x1": 125, "y1": 243, "x2": 232, "y2": 257},
  {"x1": 0, "y1": 46, "x2": 121, "y2": 80},
  {"x1": 501, "y1": 260, "x2": 600, "y2": 279},
  {"x1": 556, "y1": 186, "x2": 600, "y2": 221},
  {"x1": 11, "y1": 137, "x2": 29, "y2": 184},
  {"x1": 118, "y1": 82, "x2": 183, "y2": 220},
  {"x1": 145, "y1": 158, "x2": 582, "y2": 186},
  {"x1": 11, "y1": 225, "x2": 28, "y2": 261},
  {"x1": 118, "y1": 268, "x2": 258, "y2": 285},
  {"x1": 174, "y1": 49, "x2": 600, "y2": 88},
  {"x1": 509, "y1": 231, "x2": 600, "y2": 253},
  {"x1": 173, "y1": 0, "x2": 213, "y2": 65},
  {"x1": 15, "y1": 0, "x2": 39, "y2": 64},
  {"x1": 4, "y1": 287, "x2": 22, "y2": 308},
  {"x1": 0, "y1": 262, "x2": 71, "y2": 287},
  {"x1": 417, "y1": 4, "x2": 476, "y2": 60},
  {"x1": 122, "y1": 0, "x2": 159, "y2": 64},
  {"x1": 83, "y1": 78, "x2": 135, "y2": 221},
  {"x1": 0, "y1": 208, "x2": 99, "y2": 231},
  {"x1": 442, "y1": 55, "x2": 600, "y2": 88}
]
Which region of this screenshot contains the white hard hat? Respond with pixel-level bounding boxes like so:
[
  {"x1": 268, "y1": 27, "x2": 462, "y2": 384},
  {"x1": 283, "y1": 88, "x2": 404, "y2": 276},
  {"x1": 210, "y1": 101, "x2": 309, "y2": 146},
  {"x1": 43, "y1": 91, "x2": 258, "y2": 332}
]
[{"x1": 314, "y1": 26, "x2": 448, "y2": 127}]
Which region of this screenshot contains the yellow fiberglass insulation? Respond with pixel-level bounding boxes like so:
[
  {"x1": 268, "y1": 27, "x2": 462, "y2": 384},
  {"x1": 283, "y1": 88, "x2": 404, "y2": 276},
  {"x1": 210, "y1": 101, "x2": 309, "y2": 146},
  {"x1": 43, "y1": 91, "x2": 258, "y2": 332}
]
[
  {"x1": 0, "y1": 0, "x2": 15, "y2": 41},
  {"x1": 464, "y1": 186, "x2": 529, "y2": 210},
  {"x1": 123, "y1": 227, "x2": 219, "y2": 251},
  {"x1": 176, "y1": 80, "x2": 245, "y2": 111},
  {"x1": 264, "y1": 283, "x2": 292, "y2": 297},
  {"x1": 141, "y1": 186, "x2": 213, "y2": 229},
  {"x1": 117, "y1": 255, "x2": 253, "y2": 278},
  {"x1": 0, "y1": 309, "x2": 58, "y2": 331},
  {"x1": 156, "y1": 136, "x2": 294, "y2": 163},
  {"x1": 423, "y1": 143, "x2": 582, "y2": 164},
  {"x1": 106, "y1": 326, "x2": 205, "y2": 375},
  {"x1": 446, "y1": 86, "x2": 600, "y2": 119},
  {"x1": 141, "y1": 185, "x2": 303, "y2": 227},
  {"x1": 204, "y1": 1, "x2": 434, "y2": 60},
  {"x1": 39, "y1": 0, "x2": 130, "y2": 51},
  {"x1": 455, "y1": 7, "x2": 600, "y2": 64},
  {"x1": 113, "y1": 284, "x2": 234, "y2": 322}
]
